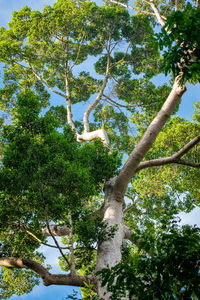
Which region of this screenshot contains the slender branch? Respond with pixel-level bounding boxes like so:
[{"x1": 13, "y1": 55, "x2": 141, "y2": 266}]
[
  {"x1": 45, "y1": 217, "x2": 71, "y2": 269},
  {"x1": 136, "y1": 135, "x2": 200, "y2": 171},
  {"x1": 28, "y1": 63, "x2": 66, "y2": 98},
  {"x1": 171, "y1": 135, "x2": 200, "y2": 158},
  {"x1": 123, "y1": 194, "x2": 142, "y2": 215},
  {"x1": 65, "y1": 60, "x2": 76, "y2": 132},
  {"x1": 175, "y1": 159, "x2": 200, "y2": 168},
  {"x1": 123, "y1": 195, "x2": 141, "y2": 213},
  {"x1": 68, "y1": 211, "x2": 76, "y2": 275},
  {"x1": 69, "y1": 33, "x2": 86, "y2": 71},
  {"x1": 103, "y1": 94, "x2": 136, "y2": 108},
  {"x1": 123, "y1": 203, "x2": 136, "y2": 214},
  {"x1": 0, "y1": 257, "x2": 94, "y2": 287},
  {"x1": 25, "y1": 228, "x2": 69, "y2": 250},
  {"x1": 83, "y1": 54, "x2": 111, "y2": 133}
]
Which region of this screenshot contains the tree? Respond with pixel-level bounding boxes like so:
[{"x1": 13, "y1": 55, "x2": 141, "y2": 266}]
[{"x1": 0, "y1": 0, "x2": 199, "y2": 299}]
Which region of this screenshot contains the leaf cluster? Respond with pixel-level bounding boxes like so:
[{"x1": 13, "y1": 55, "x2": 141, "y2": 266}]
[{"x1": 157, "y1": 4, "x2": 200, "y2": 83}]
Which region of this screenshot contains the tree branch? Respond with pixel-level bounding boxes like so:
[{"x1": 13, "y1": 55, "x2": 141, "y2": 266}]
[
  {"x1": 65, "y1": 61, "x2": 76, "y2": 132},
  {"x1": 114, "y1": 77, "x2": 186, "y2": 201},
  {"x1": 77, "y1": 128, "x2": 109, "y2": 146},
  {"x1": 144, "y1": 0, "x2": 166, "y2": 27},
  {"x1": 28, "y1": 63, "x2": 66, "y2": 98},
  {"x1": 69, "y1": 33, "x2": 86, "y2": 71},
  {"x1": 83, "y1": 55, "x2": 111, "y2": 133},
  {"x1": 68, "y1": 211, "x2": 76, "y2": 275},
  {"x1": 45, "y1": 217, "x2": 71, "y2": 269},
  {"x1": 103, "y1": 94, "x2": 136, "y2": 108},
  {"x1": 136, "y1": 135, "x2": 200, "y2": 171},
  {"x1": 0, "y1": 257, "x2": 94, "y2": 287},
  {"x1": 109, "y1": 0, "x2": 161, "y2": 17},
  {"x1": 42, "y1": 225, "x2": 71, "y2": 237},
  {"x1": 123, "y1": 225, "x2": 141, "y2": 247},
  {"x1": 25, "y1": 228, "x2": 69, "y2": 250}
]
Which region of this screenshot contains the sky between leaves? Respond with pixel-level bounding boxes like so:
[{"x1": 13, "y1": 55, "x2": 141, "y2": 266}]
[{"x1": 0, "y1": 0, "x2": 199, "y2": 299}]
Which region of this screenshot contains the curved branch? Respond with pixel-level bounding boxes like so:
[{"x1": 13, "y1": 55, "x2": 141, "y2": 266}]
[
  {"x1": 0, "y1": 257, "x2": 94, "y2": 287},
  {"x1": 77, "y1": 129, "x2": 109, "y2": 147},
  {"x1": 136, "y1": 135, "x2": 200, "y2": 171}
]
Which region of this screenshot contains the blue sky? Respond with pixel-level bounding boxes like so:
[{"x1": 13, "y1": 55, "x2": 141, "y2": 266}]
[{"x1": 0, "y1": 0, "x2": 200, "y2": 299}]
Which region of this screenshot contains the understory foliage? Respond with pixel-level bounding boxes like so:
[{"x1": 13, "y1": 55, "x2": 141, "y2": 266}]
[
  {"x1": 0, "y1": 0, "x2": 199, "y2": 299},
  {"x1": 98, "y1": 222, "x2": 200, "y2": 299}
]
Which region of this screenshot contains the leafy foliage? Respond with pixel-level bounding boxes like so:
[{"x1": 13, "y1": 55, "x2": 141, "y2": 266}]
[
  {"x1": 157, "y1": 4, "x2": 200, "y2": 82},
  {"x1": 98, "y1": 222, "x2": 200, "y2": 299},
  {"x1": 0, "y1": 89, "x2": 121, "y2": 257}
]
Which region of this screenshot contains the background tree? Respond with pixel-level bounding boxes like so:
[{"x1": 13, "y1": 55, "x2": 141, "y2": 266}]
[{"x1": 0, "y1": 0, "x2": 199, "y2": 299}]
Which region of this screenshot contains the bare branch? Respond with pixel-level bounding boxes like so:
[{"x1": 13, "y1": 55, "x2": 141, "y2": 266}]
[
  {"x1": 172, "y1": 159, "x2": 200, "y2": 168},
  {"x1": 0, "y1": 257, "x2": 94, "y2": 287},
  {"x1": 136, "y1": 135, "x2": 200, "y2": 171},
  {"x1": 172, "y1": 135, "x2": 200, "y2": 158},
  {"x1": 123, "y1": 225, "x2": 141, "y2": 247},
  {"x1": 123, "y1": 195, "x2": 141, "y2": 214}
]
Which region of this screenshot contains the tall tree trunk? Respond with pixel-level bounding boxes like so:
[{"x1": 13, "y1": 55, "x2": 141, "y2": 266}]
[{"x1": 95, "y1": 178, "x2": 126, "y2": 299}]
